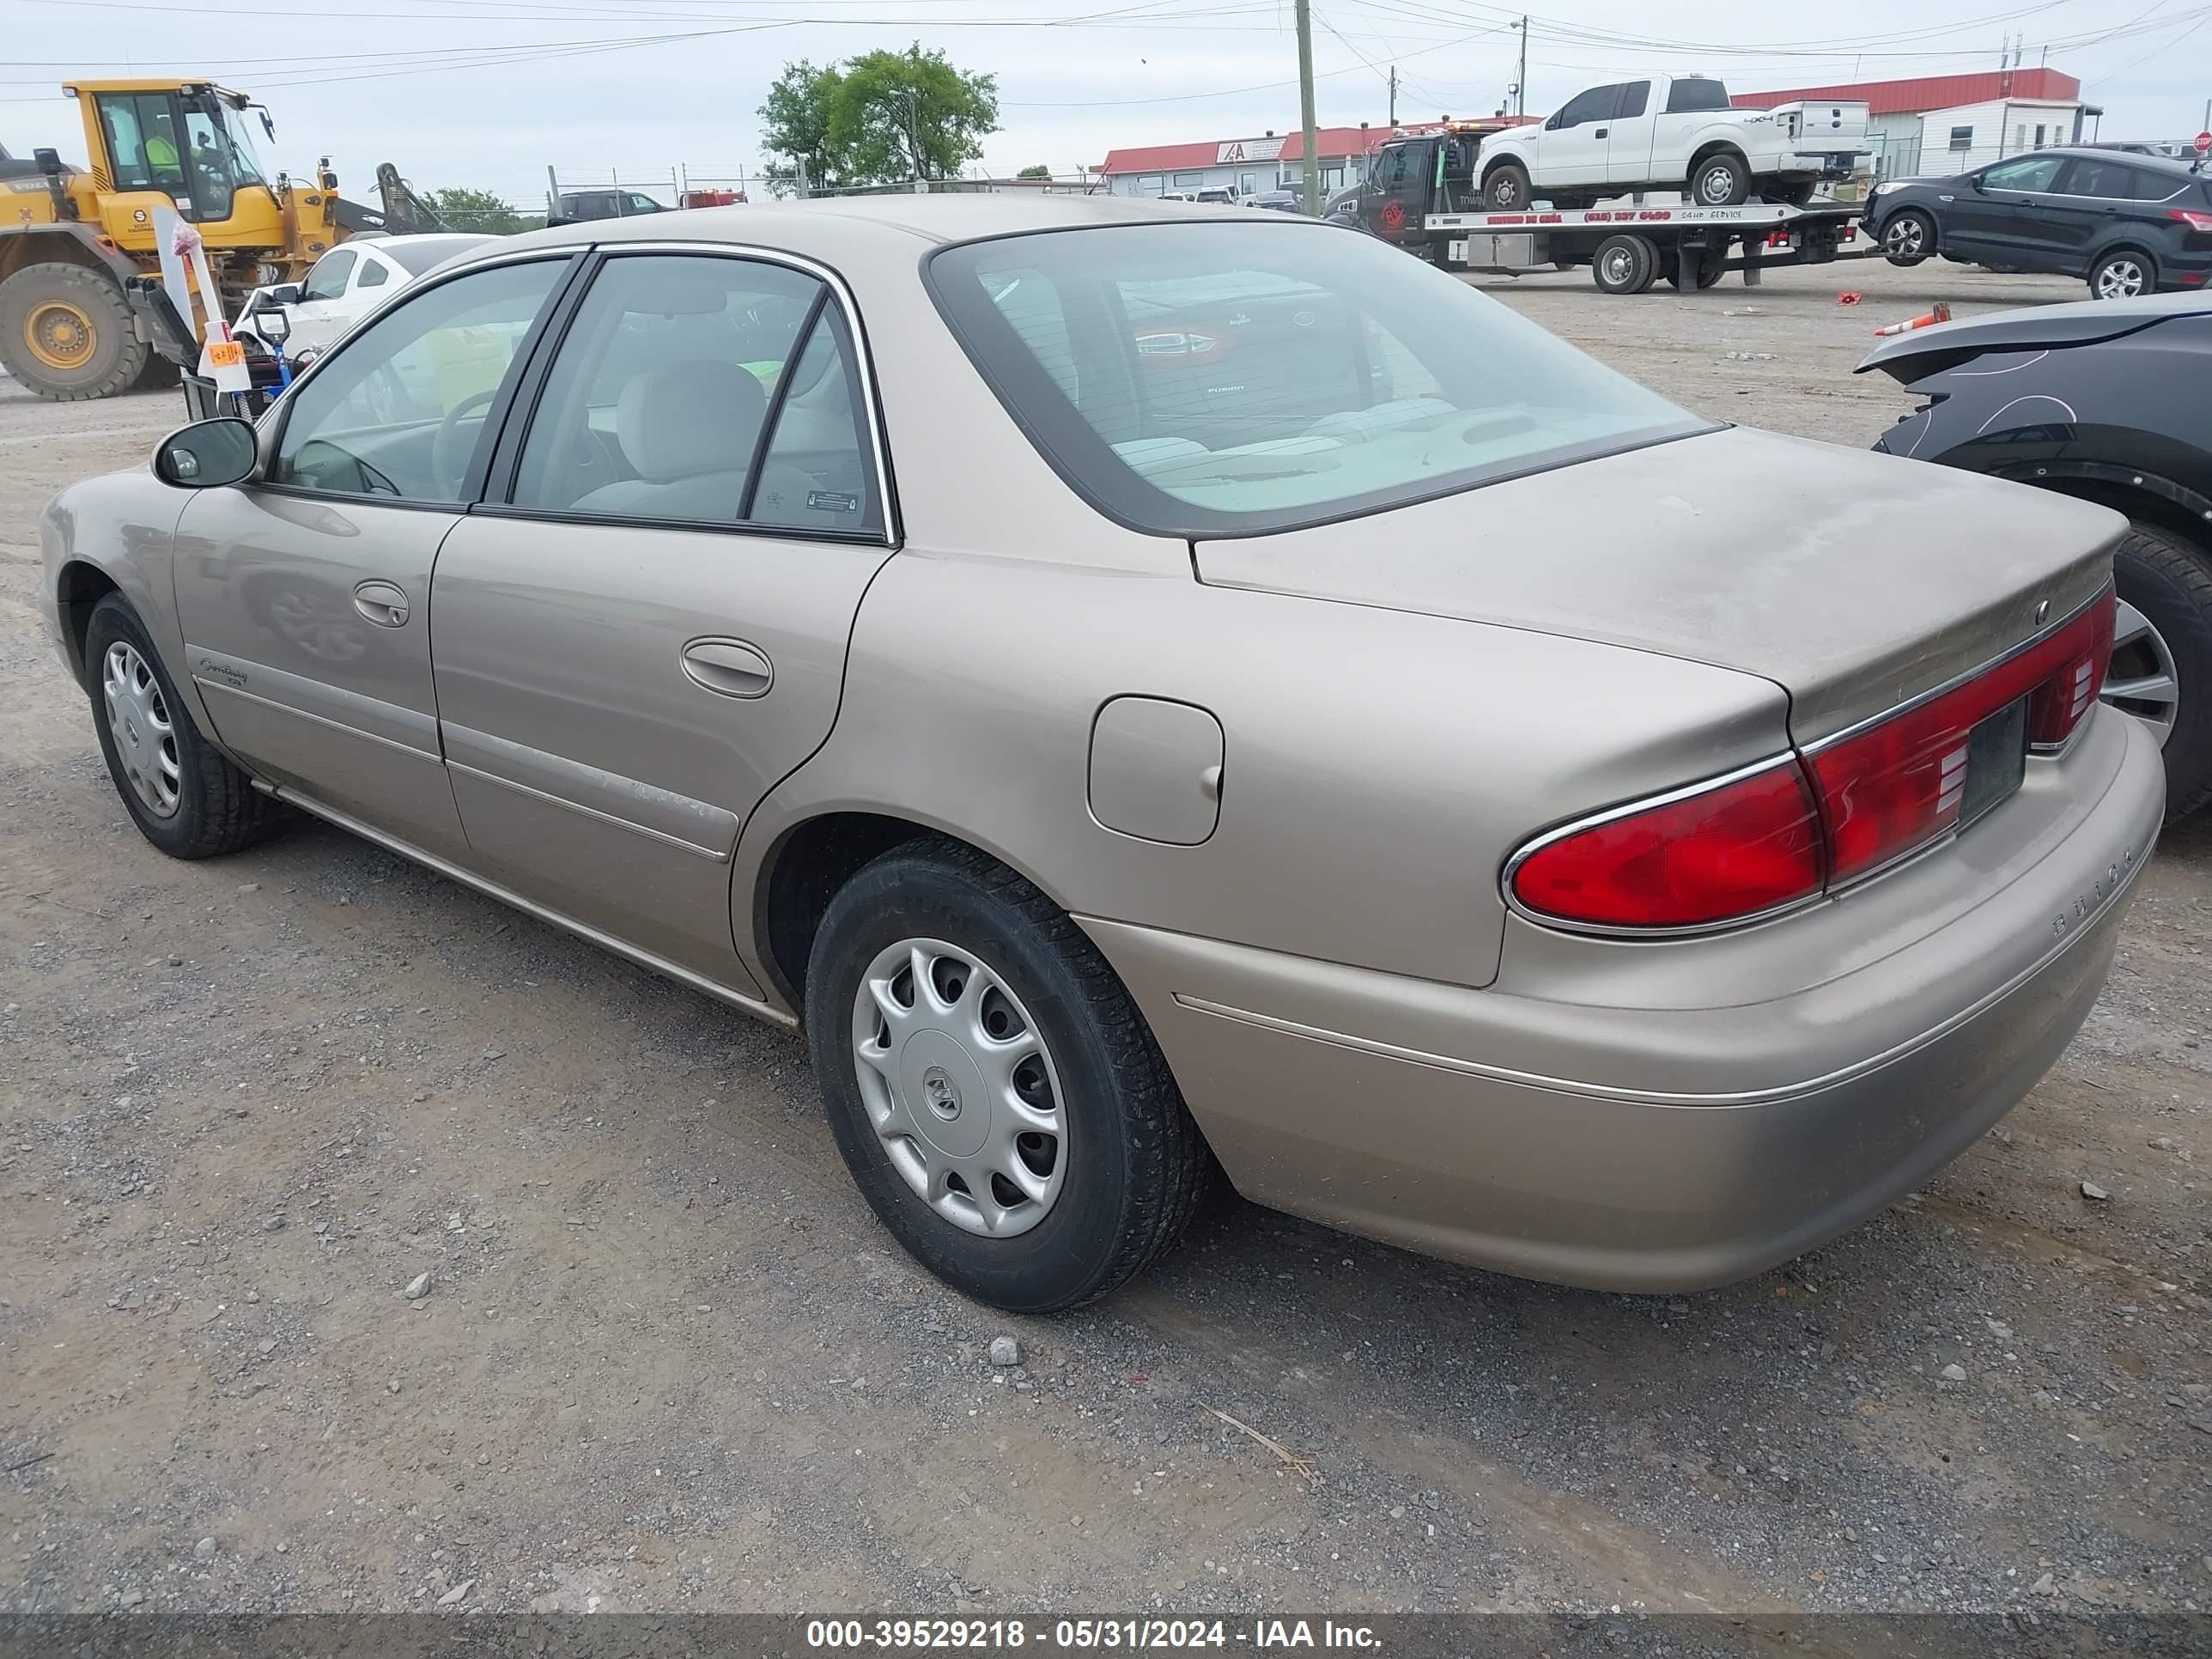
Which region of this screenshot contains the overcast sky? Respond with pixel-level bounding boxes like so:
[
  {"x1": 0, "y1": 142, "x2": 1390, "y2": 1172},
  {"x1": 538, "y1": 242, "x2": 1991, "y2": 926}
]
[{"x1": 6, "y1": 0, "x2": 2206, "y2": 204}]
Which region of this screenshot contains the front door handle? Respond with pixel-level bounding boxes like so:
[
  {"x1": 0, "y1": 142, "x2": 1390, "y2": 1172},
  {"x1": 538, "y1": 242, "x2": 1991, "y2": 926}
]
[
  {"x1": 681, "y1": 637, "x2": 774, "y2": 699},
  {"x1": 352, "y1": 579, "x2": 409, "y2": 628},
  {"x1": 1594, "y1": 127, "x2": 1609, "y2": 138}
]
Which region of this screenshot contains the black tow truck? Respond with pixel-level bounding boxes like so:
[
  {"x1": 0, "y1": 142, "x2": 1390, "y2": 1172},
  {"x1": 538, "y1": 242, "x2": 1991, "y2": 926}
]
[{"x1": 1334, "y1": 122, "x2": 1880, "y2": 293}]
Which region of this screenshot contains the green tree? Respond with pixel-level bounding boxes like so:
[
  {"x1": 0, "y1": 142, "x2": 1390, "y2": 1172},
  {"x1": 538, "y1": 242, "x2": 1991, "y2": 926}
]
[
  {"x1": 759, "y1": 59, "x2": 851, "y2": 194},
  {"x1": 426, "y1": 186, "x2": 538, "y2": 235},
  {"x1": 1016, "y1": 163, "x2": 1051, "y2": 179},
  {"x1": 759, "y1": 45, "x2": 999, "y2": 192}
]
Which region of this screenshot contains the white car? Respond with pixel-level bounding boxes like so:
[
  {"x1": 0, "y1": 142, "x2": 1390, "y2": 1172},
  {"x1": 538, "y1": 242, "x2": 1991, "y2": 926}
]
[
  {"x1": 232, "y1": 233, "x2": 491, "y2": 359},
  {"x1": 1477, "y1": 74, "x2": 1869, "y2": 210}
]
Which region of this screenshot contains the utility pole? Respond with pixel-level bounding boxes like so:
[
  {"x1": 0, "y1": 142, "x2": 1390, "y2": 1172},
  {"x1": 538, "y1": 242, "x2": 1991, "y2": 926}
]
[
  {"x1": 1389, "y1": 65, "x2": 1397, "y2": 127},
  {"x1": 1516, "y1": 16, "x2": 1528, "y2": 118},
  {"x1": 1295, "y1": 0, "x2": 1321, "y2": 216}
]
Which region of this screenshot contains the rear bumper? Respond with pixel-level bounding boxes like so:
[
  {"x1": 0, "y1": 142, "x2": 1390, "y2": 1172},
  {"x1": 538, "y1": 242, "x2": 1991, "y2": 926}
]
[{"x1": 1085, "y1": 708, "x2": 2164, "y2": 1291}]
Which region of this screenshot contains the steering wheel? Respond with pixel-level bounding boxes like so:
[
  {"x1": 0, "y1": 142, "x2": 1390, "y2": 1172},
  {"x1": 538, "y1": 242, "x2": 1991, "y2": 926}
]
[{"x1": 430, "y1": 388, "x2": 499, "y2": 496}]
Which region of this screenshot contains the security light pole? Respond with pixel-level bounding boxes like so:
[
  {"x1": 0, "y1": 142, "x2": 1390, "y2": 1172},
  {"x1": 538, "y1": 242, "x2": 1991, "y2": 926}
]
[{"x1": 1296, "y1": 0, "x2": 1322, "y2": 215}]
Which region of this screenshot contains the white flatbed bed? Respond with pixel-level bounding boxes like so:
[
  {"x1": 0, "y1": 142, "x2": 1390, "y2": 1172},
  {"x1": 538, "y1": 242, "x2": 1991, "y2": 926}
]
[{"x1": 1413, "y1": 200, "x2": 1881, "y2": 292}]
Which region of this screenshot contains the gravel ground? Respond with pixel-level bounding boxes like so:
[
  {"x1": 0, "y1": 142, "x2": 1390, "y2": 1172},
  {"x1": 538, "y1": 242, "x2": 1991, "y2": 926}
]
[{"x1": 2, "y1": 257, "x2": 2208, "y2": 1624}]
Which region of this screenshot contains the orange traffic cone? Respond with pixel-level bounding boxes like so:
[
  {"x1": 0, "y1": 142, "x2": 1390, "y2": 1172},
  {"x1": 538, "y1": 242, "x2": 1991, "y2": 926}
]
[{"x1": 1873, "y1": 301, "x2": 1952, "y2": 337}]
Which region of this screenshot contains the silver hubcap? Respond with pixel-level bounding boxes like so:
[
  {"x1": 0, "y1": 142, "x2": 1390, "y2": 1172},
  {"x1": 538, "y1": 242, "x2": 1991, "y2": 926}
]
[
  {"x1": 1492, "y1": 175, "x2": 1519, "y2": 205},
  {"x1": 2106, "y1": 598, "x2": 2180, "y2": 746},
  {"x1": 101, "y1": 641, "x2": 181, "y2": 819},
  {"x1": 1886, "y1": 217, "x2": 1924, "y2": 257},
  {"x1": 1601, "y1": 246, "x2": 1635, "y2": 287},
  {"x1": 2095, "y1": 259, "x2": 2146, "y2": 299},
  {"x1": 851, "y1": 938, "x2": 1066, "y2": 1237},
  {"x1": 1698, "y1": 166, "x2": 1734, "y2": 204}
]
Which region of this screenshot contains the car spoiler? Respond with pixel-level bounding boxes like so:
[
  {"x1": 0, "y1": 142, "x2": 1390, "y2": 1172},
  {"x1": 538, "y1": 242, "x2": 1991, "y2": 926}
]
[{"x1": 1856, "y1": 290, "x2": 2212, "y2": 382}]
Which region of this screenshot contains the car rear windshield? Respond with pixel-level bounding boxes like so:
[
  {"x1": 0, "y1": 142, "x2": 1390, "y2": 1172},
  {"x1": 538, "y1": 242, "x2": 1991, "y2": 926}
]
[
  {"x1": 927, "y1": 222, "x2": 1708, "y2": 538},
  {"x1": 384, "y1": 235, "x2": 490, "y2": 275},
  {"x1": 1666, "y1": 78, "x2": 1732, "y2": 113}
]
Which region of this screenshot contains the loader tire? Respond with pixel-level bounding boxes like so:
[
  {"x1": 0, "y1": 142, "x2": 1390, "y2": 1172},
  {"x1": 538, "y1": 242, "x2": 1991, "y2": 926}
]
[{"x1": 0, "y1": 262, "x2": 149, "y2": 402}]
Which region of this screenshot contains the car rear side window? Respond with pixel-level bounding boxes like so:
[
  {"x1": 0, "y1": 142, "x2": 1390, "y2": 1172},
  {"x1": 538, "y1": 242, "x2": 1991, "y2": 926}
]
[
  {"x1": 1615, "y1": 81, "x2": 1651, "y2": 119},
  {"x1": 927, "y1": 222, "x2": 1707, "y2": 538},
  {"x1": 507, "y1": 252, "x2": 880, "y2": 535},
  {"x1": 2058, "y1": 157, "x2": 2144, "y2": 198}
]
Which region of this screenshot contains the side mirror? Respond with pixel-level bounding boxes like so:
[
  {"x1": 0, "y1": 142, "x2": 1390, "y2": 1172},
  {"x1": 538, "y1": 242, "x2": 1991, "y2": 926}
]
[
  {"x1": 263, "y1": 283, "x2": 303, "y2": 306},
  {"x1": 154, "y1": 419, "x2": 258, "y2": 489},
  {"x1": 34, "y1": 147, "x2": 64, "y2": 178}
]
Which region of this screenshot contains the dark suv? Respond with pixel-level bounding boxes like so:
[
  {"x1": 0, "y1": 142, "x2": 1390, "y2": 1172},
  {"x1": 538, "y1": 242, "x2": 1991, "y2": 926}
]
[
  {"x1": 549, "y1": 189, "x2": 669, "y2": 226},
  {"x1": 1869, "y1": 148, "x2": 2212, "y2": 299}
]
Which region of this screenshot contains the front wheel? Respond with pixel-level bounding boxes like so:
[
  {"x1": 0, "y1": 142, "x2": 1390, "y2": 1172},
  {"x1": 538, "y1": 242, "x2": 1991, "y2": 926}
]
[
  {"x1": 2107, "y1": 524, "x2": 2212, "y2": 819},
  {"x1": 0, "y1": 262, "x2": 149, "y2": 402},
  {"x1": 1881, "y1": 210, "x2": 1936, "y2": 266},
  {"x1": 2088, "y1": 249, "x2": 2155, "y2": 301},
  {"x1": 1481, "y1": 161, "x2": 1531, "y2": 210},
  {"x1": 84, "y1": 594, "x2": 283, "y2": 859},
  {"x1": 805, "y1": 840, "x2": 1212, "y2": 1311},
  {"x1": 1689, "y1": 152, "x2": 1750, "y2": 207}
]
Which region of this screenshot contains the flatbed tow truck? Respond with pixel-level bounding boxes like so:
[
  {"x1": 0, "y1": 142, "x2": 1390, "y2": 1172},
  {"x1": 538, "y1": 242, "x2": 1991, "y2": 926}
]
[{"x1": 1339, "y1": 122, "x2": 1881, "y2": 292}]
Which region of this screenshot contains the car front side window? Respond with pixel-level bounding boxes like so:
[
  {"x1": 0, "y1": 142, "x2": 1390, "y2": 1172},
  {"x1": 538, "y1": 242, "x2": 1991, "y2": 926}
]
[
  {"x1": 1979, "y1": 157, "x2": 2063, "y2": 193},
  {"x1": 270, "y1": 257, "x2": 565, "y2": 504},
  {"x1": 301, "y1": 249, "x2": 356, "y2": 302}
]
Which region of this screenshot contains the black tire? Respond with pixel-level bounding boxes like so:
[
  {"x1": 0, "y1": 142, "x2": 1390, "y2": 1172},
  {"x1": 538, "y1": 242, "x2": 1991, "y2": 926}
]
[
  {"x1": 805, "y1": 839, "x2": 1212, "y2": 1312},
  {"x1": 1880, "y1": 208, "x2": 1936, "y2": 266},
  {"x1": 1688, "y1": 150, "x2": 1750, "y2": 207},
  {"x1": 2088, "y1": 247, "x2": 2156, "y2": 301},
  {"x1": 82, "y1": 593, "x2": 283, "y2": 859},
  {"x1": 1759, "y1": 178, "x2": 1816, "y2": 207},
  {"x1": 0, "y1": 262, "x2": 149, "y2": 401},
  {"x1": 1481, "y1": 161, "x2": 1531, "y2": 210},
  {"x1": 2109, "y1": 524, "x2": 2212, "y2": 820},
  {"x1": 1592, "y1": 234, "x2": 1659, "y2": 295},
  {"x1": 133, "y1": 352, "x2": 182, "y2": 391}
]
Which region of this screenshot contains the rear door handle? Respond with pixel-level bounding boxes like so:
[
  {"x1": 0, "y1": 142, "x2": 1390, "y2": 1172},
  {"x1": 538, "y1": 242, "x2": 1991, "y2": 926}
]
[
  {"x1": 681, "y1": 637, "x2": 774, "y2": 699},
  {"x1": 352, "y1": 579, "x2": 409, "y2": 628}
]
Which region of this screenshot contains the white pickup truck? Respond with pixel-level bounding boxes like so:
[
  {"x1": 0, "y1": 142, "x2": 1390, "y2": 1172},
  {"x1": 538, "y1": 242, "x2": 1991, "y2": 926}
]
[{"x1": 1477, "y1": 74, "x2": 1869, "y2": 210}]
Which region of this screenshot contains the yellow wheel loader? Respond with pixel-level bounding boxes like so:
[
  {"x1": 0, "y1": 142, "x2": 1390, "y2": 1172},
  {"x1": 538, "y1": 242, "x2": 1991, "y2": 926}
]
[{"x1": 2, "y1": 80, "x2": 430, "y2": 401}]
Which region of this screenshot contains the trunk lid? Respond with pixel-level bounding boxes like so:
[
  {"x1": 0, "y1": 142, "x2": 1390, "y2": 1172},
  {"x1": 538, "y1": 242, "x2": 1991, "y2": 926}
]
[{"x1": 1194, "y1": 427, "x2": 2119, "y2": 744}]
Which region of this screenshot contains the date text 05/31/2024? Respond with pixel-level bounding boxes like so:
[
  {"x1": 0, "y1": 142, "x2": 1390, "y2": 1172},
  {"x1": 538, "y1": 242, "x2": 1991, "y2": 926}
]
[{"x1": 805, "y1": 1620, "x2": 1383, "y2": 1650}]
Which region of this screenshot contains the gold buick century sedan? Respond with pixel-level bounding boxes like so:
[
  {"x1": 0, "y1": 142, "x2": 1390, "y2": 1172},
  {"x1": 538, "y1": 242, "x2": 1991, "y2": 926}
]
[{"x1": 40, "y1": 197, "x2": 2164, "y2": 1311}]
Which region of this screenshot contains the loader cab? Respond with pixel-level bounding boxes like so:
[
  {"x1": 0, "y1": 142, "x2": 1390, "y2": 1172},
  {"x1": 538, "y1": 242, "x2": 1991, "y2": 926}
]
[{"x1": 70, "y1": 80, "x2": 275, "y2": 229}]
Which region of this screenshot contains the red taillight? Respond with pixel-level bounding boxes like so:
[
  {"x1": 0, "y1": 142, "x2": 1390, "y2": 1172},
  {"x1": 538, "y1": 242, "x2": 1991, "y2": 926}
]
[
  {"x1": 1510, "y1": 586, "x2": 2116, "y2": 928},
  {"x1": 2170, "y1": 208, "x2": 2212, "y2": 232},
  {"x1": 1510, "y1": 759, "x2": 1826, "y2": 929},
  {"x1": 1810, "y1": 586, "x2": 2113, "y2": 882}
]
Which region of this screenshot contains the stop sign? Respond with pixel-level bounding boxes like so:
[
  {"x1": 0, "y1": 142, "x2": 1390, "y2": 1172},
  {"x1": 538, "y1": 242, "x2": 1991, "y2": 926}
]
[{"x1": 2197, "y1": 130, "x2": 2212, "y2": 154}]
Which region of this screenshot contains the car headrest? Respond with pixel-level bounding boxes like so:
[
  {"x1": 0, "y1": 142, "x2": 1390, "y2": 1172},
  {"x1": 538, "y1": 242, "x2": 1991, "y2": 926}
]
[{"x1": 616, "y1": 360, "x2": 768, "y2": 483}]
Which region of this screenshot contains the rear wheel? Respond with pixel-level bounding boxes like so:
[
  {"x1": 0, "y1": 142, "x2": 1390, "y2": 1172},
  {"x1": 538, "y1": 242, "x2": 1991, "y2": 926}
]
[
  {"x1": 0, "y1": 263, "x2": 148, "y2": 401},
  {"x1": 1689, "y1": 151, "x2": 1750, "y2": 207},
  {"x1": 805, "y1": 840, "x2": 1212, "y2": 1311},
  {"x1": 83, "y1": 594, "x2": 283, "y2": 858},
  {"x1": 1666, "y1": 249, "x2": 1728, "y2": 289},
  {"x1": 1880, "y1": 209, "x2": 1935, "y2": 266},
  {"x1": 1759, "y1": 178, "x2": 1816, "y2": 206},
  {"x1": 2088, "y1": 249, "x2": 2155, "y2": 301},
  {"x1": 1592, "y1": 234, "x2": 1660, "y2": 295},
  {"x1": 1481, "y1": 161, "x2": 1531, "y2": 210},
  {"x1": 2107, "y1": 524, "x2": 2212, "y2": 819}
]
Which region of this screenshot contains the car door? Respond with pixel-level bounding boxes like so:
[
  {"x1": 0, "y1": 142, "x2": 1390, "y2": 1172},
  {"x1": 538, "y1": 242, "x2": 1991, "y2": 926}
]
[
  {"x1": 426, "y1": 250, "x2": 896, "y2": 988},
  {"x1": 1536, "y1": 85, "x2": 1620, "y2": 186},
  {"x1": 1647, "y1": 76, "x2": 1730, "y2": 185},
  {"x1": 1946, "y1": 155, "x2": 2068, "y2": 265},
  {"x1": 171, "y1": 253, "x2": 574, "y2": 862},
  {"x1": 1602, "y1": 80, "x2": 1656, "y2": 186},
  {"x1": 2051, "y1": 155, "x2": 2152, "y2": 273},
  {"x1": 284, "y1": 246, "x2": 356, "y2": 355}
]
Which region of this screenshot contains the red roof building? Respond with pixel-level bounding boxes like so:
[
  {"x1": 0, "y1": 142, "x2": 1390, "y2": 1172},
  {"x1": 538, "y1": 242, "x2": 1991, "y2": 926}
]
[
  {"x1": 1732, "y1": 68, "x2": 2081, "y2": 115},
  {"x1": 1097, "y1": 125, "x2": 1392, "y2": 181}
]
